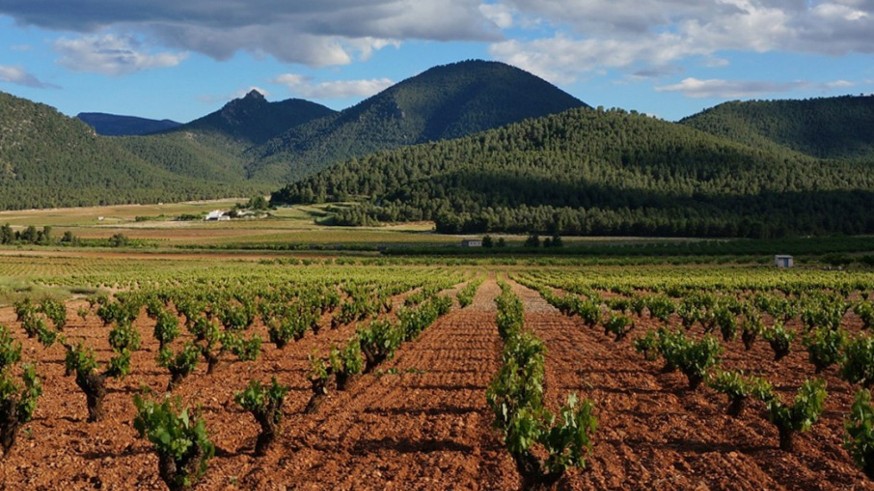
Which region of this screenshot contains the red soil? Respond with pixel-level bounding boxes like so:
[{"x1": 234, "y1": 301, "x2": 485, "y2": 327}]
[{"x1": 0, "y1": 279, "x2": 871, "y2": 490}]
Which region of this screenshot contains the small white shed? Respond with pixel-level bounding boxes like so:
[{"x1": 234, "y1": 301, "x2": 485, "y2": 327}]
[
  {"x1": 775, "y1": 255, "x2": 794, "y2": 268},
  {"x1": 461, "y1": 239, "x2": 483, "y2": 248}
]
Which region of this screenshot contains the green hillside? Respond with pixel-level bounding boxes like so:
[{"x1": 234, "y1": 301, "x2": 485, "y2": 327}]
[
  {"x1": 680, "y1": 95, "x2": 874, "y2": 161},
  {"x1": 272, "y1": 106, "x2": 874, "y2": 238},
  {"x1": 0, "y1": 91, "x2": 265, "y2": 209},
  {"x1": 248, "y1": 60, "x2": 587, "y2": 182}
]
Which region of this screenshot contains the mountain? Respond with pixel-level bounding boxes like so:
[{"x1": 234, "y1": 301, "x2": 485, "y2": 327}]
[
  {"x1": 271, "y1": 106, "x2": 874, "y2": 238},
  {"x1": 178, "y1": 90, "x2": 337, "y2": 146},
  {"x1": 0, "y1": 91, "x2": 268, "y2": 210},
  {"x1": 680, "y1": 95, "x2": 874, "y2": 161},
  {"x1": 76, "y1": 112, "x2": 182, "y2": 136},
  {"x1": 246, "y1": 60, "x2": 588, "y2": 182}
]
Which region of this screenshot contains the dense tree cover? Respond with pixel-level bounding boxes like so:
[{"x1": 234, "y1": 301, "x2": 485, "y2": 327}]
[
  {"x1": 247, "y1": 60, "x2": 587, "y2": 182},
  {"x1": 272, "y1": 106, "x2": 874, "y2": 238},
  {"x1": 76, "y1": 113, "x2": 181, "y2": 136},
  {"x1": 681, "y1": 95, "x2": 874, "y2": 161},
  {"x1": 177, "y1": 90, "x2": 337, "y2": 147},
  {"x1": 0, "y1": 92, "x2": 269, "y2": 209}
]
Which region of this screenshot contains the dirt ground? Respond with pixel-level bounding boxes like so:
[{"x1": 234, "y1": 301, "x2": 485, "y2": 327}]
[{"x1": 0, "y1": 279, "x2": 871, "y2": 490}]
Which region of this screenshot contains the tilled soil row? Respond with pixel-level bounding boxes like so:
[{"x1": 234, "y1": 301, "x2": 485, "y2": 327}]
[{"x1": 508, "y1": 279, "x2": 871, "y2": 490}]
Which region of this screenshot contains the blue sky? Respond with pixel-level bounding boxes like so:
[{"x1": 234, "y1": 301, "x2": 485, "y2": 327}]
[{"x1": 1, "y1": 1, "x2": 873, "y2": 123}]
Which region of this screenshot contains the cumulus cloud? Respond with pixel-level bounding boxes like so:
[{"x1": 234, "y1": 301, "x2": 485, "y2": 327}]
[
  {"x1": 53, "y1": 34, "x2": 187, "y2": 75},
  {"x1": 0, "y1": 0, "x2": 500, "y2": 66},
  {"x1": 0, "y1": 65, "x2": 57, "y2": 88},
  {"x1": 654, "y1": 77, "x2": 855, "y2": 98},
  {"x1": 273, "y1": 74, "x2": 393, "y2": 99},
  {"x1": 490, "y1": 1, "x2": 874, "y2": 83}
]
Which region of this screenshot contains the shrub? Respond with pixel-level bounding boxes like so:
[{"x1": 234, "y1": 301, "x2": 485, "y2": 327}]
[
  {"x1": 760, "y1": 379, "x2": 827, "y2": 452},
  {"x1": 357, "y1": 320, "x2": 402, "y2": 373},
  {"x1": 158, "y1": 343, "x2": 201, "y2": 391},
  {"x1": 267, "y1": 315, "x2": 307, "y2": 348},
  {"x1": 154, "y1": 309, "x2": 180, "y2": 350},
  {"x1": 604, "y1": 314, "x2": 633, "y2": 342},
  {"x1": 764, "y1": 323, "x2": 794, "y2": 361},
  {"x1": 741, "y1": 312, "x2": 763, "y2": 351},
  {"x1": 64, "y1": 343, "x2": 106, "y2": 422},
  {"x1": 329, "y1": 338, "x2": 364, "y2": 390},
  {"x1": 658, "y1": 331, "x2": 722, "y2": 389},
  {"x1": 305, "y1": 355, "x2": 331, "y2": 414},
  {"x1": 633, "y1": 329, "x2": 659, "y2": 361},
  {"x1": 708, "y1": 370, "x2": 772, "y2": 417},
  {"x1": 0, "y1": 364, "x2": 41, "y2": 457},
  {"x1": 38, "y1": 298, "x2": 67, "y2": 331},
  {"x1": 803, "y1": 327, "x2": 848, "y2": 373},
  {"x1": 133, "y1": 394, "x2": 214, "y2": 491},
  {"x1": 0, "y1": 325, "x2": 22, "y2": 372},
  {"x1": 845, "y1": 388, "x2": 874, "y2": 479},
  {"x1": 842, "y1": 335, "x2": 874, "y2": 387},
  {"x1": 235, "y1": 377, "x2": 289, "y2": 456}
]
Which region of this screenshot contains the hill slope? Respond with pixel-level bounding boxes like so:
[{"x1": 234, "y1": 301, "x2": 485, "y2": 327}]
[
  {"x1": 248, "y1": 60, "x2": 588, "y2": 182},
  {"x1": 0, "y1": 91, "x2": 267, "y2": 209},
  {"x1": 76, "y1": 112, "x2": 181, "y2": 136},
  {"x1": 680, "y1": 95, "x2": 874, "y2": 161},
  {"x1": 272, "y1": 106, "x2": 874, "y2": 238}
]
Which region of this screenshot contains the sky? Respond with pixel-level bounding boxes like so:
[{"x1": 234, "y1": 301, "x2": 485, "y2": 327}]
[{"x1": 1, "y1": 0, "x2": 873, "y2": 123}]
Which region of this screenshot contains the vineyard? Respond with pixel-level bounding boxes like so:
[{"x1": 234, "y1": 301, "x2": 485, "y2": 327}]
[{"x1": 0, "y1": 257, "x2": 873, "y2": 489}]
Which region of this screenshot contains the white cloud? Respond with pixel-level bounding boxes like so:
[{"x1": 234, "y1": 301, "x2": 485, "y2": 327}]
[
  {"x1": 0, "y1": 65, "x2": 56, "y2": 88},
  {"x1": 490, "y1": 1, "x2": 874, "y2": 84},
  {"x1": 273, "y1": 74, "x2": 394, "y2": 99},
  {"x1": 0, "y1": 0, "x2": 498, "y2": 66},
  {"x1": 654, "y1": 77, "x2": 855, "y2": 98},
  {"x1": 54, "y1": 34, "x2": 187, "y2": 75},
  {"x1": 479, "y1": 3, "x2": 514, "y2": 29}
]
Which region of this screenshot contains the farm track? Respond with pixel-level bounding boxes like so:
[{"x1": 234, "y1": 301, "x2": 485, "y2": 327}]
[{"x1": 507, "y1": 279, "x2": 871, "y2": 490}]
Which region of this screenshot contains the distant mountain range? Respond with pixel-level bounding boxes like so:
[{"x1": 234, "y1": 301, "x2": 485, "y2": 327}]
[
  {"x1": 1, "y1": 60, "x2": 872, "y2": 237},
  {"x1": 77, "y1": 112, "x2": 182, "y2": 136}
]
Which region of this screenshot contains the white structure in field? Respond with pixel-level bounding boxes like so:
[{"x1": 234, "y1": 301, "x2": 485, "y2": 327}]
[
  {"x1": 205, "y1": 210, "x2": 230, "y2": 221},
  {"x1": 775, "y1": 255, "x2": 794, "y2": 268},
  {"x1": 461, "y1": 239, "x2": 483, "y2": 247}
]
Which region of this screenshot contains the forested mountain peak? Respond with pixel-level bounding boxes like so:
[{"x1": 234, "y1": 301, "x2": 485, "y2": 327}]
[
  {"x1": 271, "y1": 105, "x2": 874, "y2": 238},
  {"x1": 76, "y1": 112, "x2": 182, "y2": 136},
  {"x1": 680, "y1": 94, "x2": 874, "y2": 160},
  {"x1": 246, "y1": 59, "x2": 588, "y2": 182},
  {"x1": 177, "y1": 92, "x2": 336, "y2": 146}
]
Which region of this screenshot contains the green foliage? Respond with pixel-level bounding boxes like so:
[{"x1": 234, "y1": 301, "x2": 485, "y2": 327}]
[
  {"x1": 272, "y1": 99, "x2": 874, "y2": 238},
  {"x1": 357, "y1": 319, "x2": 403, "y2": 372},
  {"x1": 496, "y1": 282, "x2": 525, "y2": 339},
  {"x1": 132, "y1": 394, "x2": 215, "y2": 491},
  {"x1": 708, "y1": 370, "x2": 772, "y2": 417},
  {"x1": 633, "y1": 329, "x2": 659, "y2": 361},
  {"x1": 856, "y1": 301, "x2": 874, "y2": 330},
  {"x1": 844, "y1": 388, "x2": 874, "y2": 479},
  {"x1": 487, "y1": 291, "x2": 596, "y2": 484},
  {"x1": 329, "y1": 338, "x2": 364, "y2": 390},
  {"x1": 38, "y1": 298, "x2": 66, "y2": 331},
  {"x1": 223, "y1": 333, "x2": 261, "y2": 362},
  {"x1": 109, "y1": 321, "x2": 142, "y2": 353},
  {"x1": 457, "y1": 279, "x2": 482, "y2": 308},
  {"x1": 0, "y1": 325, "x2": 22, "y2": 372},
  {"x1": 764, "y1": 322, "x2": 795, "y2": 361},
  {"x1": 803, "y1": 327, "x2": 848, "y2": 373},
  {"x1": 759, "y1": 379, "x2": 827, "y2": 451},
  {"x1": 657, "y1": 329, "x2": 722, "y2": 389},
  {"x1": 153, "y1": 309, "x2": 180, "y2": 350},
  {"x1": 604, "y1": 314, "x2": 633, "y2": 342},
  {"x1": 266, "y1": 314, "x2": 308, "y2": 348},
  {"x1": 158, "y1": 344, "x2": 201, "y2": 390},
  {"x1": 234, "y1": 377, "x2": 289, "y2": 455},
  {"x1": 0, "y1": 363, "x2": 42, "y2": 456},
  {"x1": 842, "y1": 335, "x2": 874, "y2": 387},
  {"x1": 64, "y1": 342, "x2": 98, "y2": 376}
]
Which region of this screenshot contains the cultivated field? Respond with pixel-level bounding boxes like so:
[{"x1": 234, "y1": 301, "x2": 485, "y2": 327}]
[{"x1": 1, "y1": 252, "x2": 873, "y2": 490}]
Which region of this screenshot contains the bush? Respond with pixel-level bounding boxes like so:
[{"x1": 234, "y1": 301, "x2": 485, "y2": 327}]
[
  {"x1": 357, "y1": 320, "x2": 402, "y2": 373},
  {"x1": 64, "y1": 343, "x2": 107, "y2": 422},
  {"x1": 658, "y1": 330, "x2": 722, "y2": 389},
  {"x1": 708, "y1": 370, "x2": 772, "y2": 417},
  {"x1": 764, "y1": 323, "x2": 794, "y2": 361},
  {"x1": 604, "y1": 314, "x2": 633, "y2": 342},
  {"x1": 803, "y1": 327, "x2": 847, "y2": 373},
  {"x1": 842, "y1": 335, "x2": 874, "y2": 387},
  {"x1": 158, "y1": 343, "x2": 201, "y2": 391},
  {"x1": 329, "y1": 338, "x2": 364, "y2": 390},
  {"x1": 0, "y1": 364, "x2": 41, "y2": 457},
  {"x1": 845, "y1": 388, "x2": 874, "y2": 479},
  {"x1": 760, "y1": 379, "x2": 826, "y2": 452},
  {"x1": 154, "y1": 309, "x2": 180, "y2": 350},
  {"x1": 133, "y1": 394, "x2": 214, "y2": 491},
  {"x1": 0, "y1": 325, "x2": 22, "y2": 372},
  {"x1": 633, "y1": 329, "x2": 660, "y2": 361},
  {"x1": 235, "y1": 377, "x2": 289, "y2": 456}
]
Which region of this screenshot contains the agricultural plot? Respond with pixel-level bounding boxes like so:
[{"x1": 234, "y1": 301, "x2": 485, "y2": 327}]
[{"x1": 0, "y1": 259, "x2": 873, "y2": 489}]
